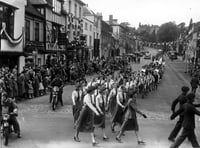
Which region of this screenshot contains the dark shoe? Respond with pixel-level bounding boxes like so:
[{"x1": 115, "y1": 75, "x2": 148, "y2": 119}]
[
  {"x1": 138, "y1": 141, "x2": 145, "y2": 145},
  {"x1": 116, "y1": 137, "x2": 122, "y2": 143},
  {"x1": 92, "y1": 142, "x2": 99, "y2": 147},
  {"x1": 74, "y1": 136, "x2": 80, "y2": 142},
  {"x1": 122, "y1": 133, "x2": 125, "y2": 136},
  {"x1": 168, "y1": 138, "x2": 175, "y2": 142},
  {"x1": 103, "y1": 136, "x2": 109, "y2": 141},
  {"x1": 17, "y1": 133, "x2": 21, "y2": 138},
  {"x1": 111, "y1": 125, "x2": 115, "y2": 133}
]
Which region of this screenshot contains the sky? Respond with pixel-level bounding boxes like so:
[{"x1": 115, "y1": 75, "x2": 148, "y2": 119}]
[{"x1": 83, "y1": 0, "x2": 200, "y2": 28}]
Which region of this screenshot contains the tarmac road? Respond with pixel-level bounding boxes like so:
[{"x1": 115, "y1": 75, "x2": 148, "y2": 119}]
[{"x1": 2, "y1": 48, "x2": 200, "y2": 148}]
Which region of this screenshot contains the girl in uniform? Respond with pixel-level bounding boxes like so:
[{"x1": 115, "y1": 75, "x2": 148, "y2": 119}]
[
  {"x1": 116, "y1": 94, "x2": 147, "y2": 144},
  {"x1": 111, "y1": 85, "x2": 127, "y2": 132},
  {"x1": 107, "y1": 83, "x2": 118, "y2": 132},
  {"x1": 72, "y1": 83, "x2": 83, "y2": 124},
  {"x1": 93, "y1": 86, "x2": 109, "y2": 141},
  {"x1": 74, "y1": 86, "x2": 100, "y2": 146}
]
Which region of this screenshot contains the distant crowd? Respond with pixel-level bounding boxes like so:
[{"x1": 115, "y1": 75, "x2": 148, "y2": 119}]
[{"x1": 0, "y1": 57, "x2": 129, "y2": 101}]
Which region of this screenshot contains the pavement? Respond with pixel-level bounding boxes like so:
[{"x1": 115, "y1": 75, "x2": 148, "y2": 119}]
[{"x1": 2, "y1": 48, "x2": 200, "y2": 148}]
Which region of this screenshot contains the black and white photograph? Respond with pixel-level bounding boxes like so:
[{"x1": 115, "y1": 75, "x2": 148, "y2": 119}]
[{"x1": 0, "y1": 0, "x2": 200, "y2": 148}]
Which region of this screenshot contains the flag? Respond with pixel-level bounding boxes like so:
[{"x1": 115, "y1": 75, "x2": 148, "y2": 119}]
[{"x1": 188, "y1": 18, "x2": 193, "y2": 35}]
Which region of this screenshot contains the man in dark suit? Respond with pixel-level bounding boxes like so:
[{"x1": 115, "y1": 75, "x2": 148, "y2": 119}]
[
  {"x1": 190, "y1": 74, "x2": 199, "y2": 94},
  {"x1": 170, "y1": 93, "x2": 200, "y2": 148},
  {"x1": 168, "y1": 86, "x2": 189, "y2": 142}
]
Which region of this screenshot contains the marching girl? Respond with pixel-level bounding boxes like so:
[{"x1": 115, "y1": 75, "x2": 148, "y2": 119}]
[
  {"x1": 72, "y1": 83, "x2": 83, "y2": 124},
  {"x1": 74, "y1": 86, "x2": 100, "y2": 146},
  {"x1": 111, "y1": 85, "x2": 127, "y2": 132},
  {"x1": 107, "y1": 83, "x2": 118, "y2": 132},
  {"x1": 93, "y1": 86, "x2": 109, "y2": 141},
  {"x1": 116, "y1": 92, "x2": 147, "y2": 144}
]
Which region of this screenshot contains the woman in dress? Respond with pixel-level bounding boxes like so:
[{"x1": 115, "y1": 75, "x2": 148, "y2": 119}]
[
  {"x1": 116, "y1": 94, "x2": 147, "y2": 144},
  {"x1": 93, "y1": 86, "x2": 109, "y2": 141},
  {"x1": 110, "y1": 85, "x2": 127, "y2": 132},
  {"x1": 74, "y1": 86, "x2": 100, "y2": 146},
  {"x1": 107, "y1": 83, "x2": 118, "y2": 132},
  {"x1": 72, "y1": 83, "x2": 83, "y2": 123}
]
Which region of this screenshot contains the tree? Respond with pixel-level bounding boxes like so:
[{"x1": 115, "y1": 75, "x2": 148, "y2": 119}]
[{"x1": 157, "y1": 22, "x2": 178, "y2": 42}]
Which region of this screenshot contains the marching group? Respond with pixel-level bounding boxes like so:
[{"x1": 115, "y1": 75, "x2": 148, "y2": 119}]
[{"x1": 71, "y1": 56, "x2": 165, "y2": 146}]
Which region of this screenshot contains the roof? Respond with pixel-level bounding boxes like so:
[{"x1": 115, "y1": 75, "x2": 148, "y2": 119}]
[
  {"x1": 26, "y1": 0, "x2": 44, "y2": 19},
  {"x1": 29, "y1": 0, "x2": 48, "y2": 5},
  {"x1": 75, "y1": 0, "x2": 86, "y2": 6},
  {"x1": 83, "y1": 6, "x2": 95, "y2": 16},
  {"x1": 0, "y1": 1, "x2": 18, "y2": 9},
  {"x1": 29, "y1": 0, "x2": 53, "y2": 9}
]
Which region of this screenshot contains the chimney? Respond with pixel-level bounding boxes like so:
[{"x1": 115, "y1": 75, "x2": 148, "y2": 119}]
[{"x1": 109, "y1": 15, "x2": 113, "y2": 24}]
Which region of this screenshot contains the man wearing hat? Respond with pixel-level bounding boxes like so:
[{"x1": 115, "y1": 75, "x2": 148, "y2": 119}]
[
  {"x1": 168, "y1": 86, "x2": 190, "y2": 142},
  {"x1": 170, "y1": 93, "x2": 200, "y2": 148}
]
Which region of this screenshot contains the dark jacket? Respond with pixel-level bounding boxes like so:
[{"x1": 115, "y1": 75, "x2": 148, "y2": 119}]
[
  {"x1": 171, "y1": 102, "x2": 200, "y2": 129},
  {"x1": 171, "y1": 94, "x2": 187, "y2": 113},
  {"x1": 190, "y1": 77, "x2": 199, "y2": 88},
  {"x1": 50, "y1": 77, "x2": 63, "y2": 87}
]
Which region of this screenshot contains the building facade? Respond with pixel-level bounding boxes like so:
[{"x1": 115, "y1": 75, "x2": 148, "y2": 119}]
[
  {"x1": 0, "y1": 0, "x2": 26, "y2": 72},
  {"x1": 24, "y1": 0, "x2": 45, "y2": 68},
  {"x1": 63, "y1": 0, "x2": 85, "y2": 62},
  {"x1": 101, "y1": 20, "x2": 114, "y2": 58},
  {"x1": 83, "y1": 5, "x2": 101, "y2": 60}
]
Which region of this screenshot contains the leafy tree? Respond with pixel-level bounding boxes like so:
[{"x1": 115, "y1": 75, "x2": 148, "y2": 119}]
[{"x1": 157, "y1": 22, "x2": 178, "y2": 42}]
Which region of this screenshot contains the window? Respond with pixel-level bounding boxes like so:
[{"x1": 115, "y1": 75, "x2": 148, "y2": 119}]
[
  {"x1": 25, "y1": 20, "x2": 30, "y2": 41},
  {"x1": 79, "y1": 7, "x2": 81, "y2": 18},
  {"x1": 37, "y1": 8, "x2": 44, "y2": 15},
  {"x1": 74, "y1": 4, "x2": 77, "y2": 17},
  {"x1": 90, "y1": 25, "x2": 92, "y2": 31},
  {"x1": 97, "y1": 33, "x2": 99, "y2": 39},
  {"x1": 0, "y1": 4, "x2": 14, "y2": 38},
  {"x1": 69, "y1": 0, "x2": 71, "y2": 13},
  {"x1": 85, "y1": 22, "x2": 88, "y2": 30},
  {"x1": 35, "y1": 22, "x2": 39, "y2": 41},
  {"x1": 89, "y1": 35, "x2": 92, "y2": 46},
  {"x1": 53, "y1": 0, "x2": 61, "y2": 14}
]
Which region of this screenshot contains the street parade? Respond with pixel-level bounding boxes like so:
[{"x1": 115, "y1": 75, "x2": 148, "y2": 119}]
[{"x1": 1, "y1": 0, "x2": 200, "y2": 148}]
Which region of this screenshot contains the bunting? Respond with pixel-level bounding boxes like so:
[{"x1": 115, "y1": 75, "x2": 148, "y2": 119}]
[{"x1": 0, "y1": 23, "x2": 24, "y2": 45}]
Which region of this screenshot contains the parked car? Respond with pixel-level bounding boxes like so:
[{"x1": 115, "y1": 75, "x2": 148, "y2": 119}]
[
  {"x1": 144, "y1": 52, "x2": 151, "y2": 59},
  {"x1": 168, "y1": 51, "x2": 178, "y2": 60}
]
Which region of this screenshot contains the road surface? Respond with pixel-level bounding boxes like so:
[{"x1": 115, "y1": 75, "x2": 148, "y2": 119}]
[{"x1": 1, "y1": 48, "x2": 199, "y2": 148}]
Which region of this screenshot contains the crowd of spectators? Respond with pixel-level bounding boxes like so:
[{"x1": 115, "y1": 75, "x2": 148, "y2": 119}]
[{"x1": 0, "y1": 56, "x2": 129, "y2": 101}]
